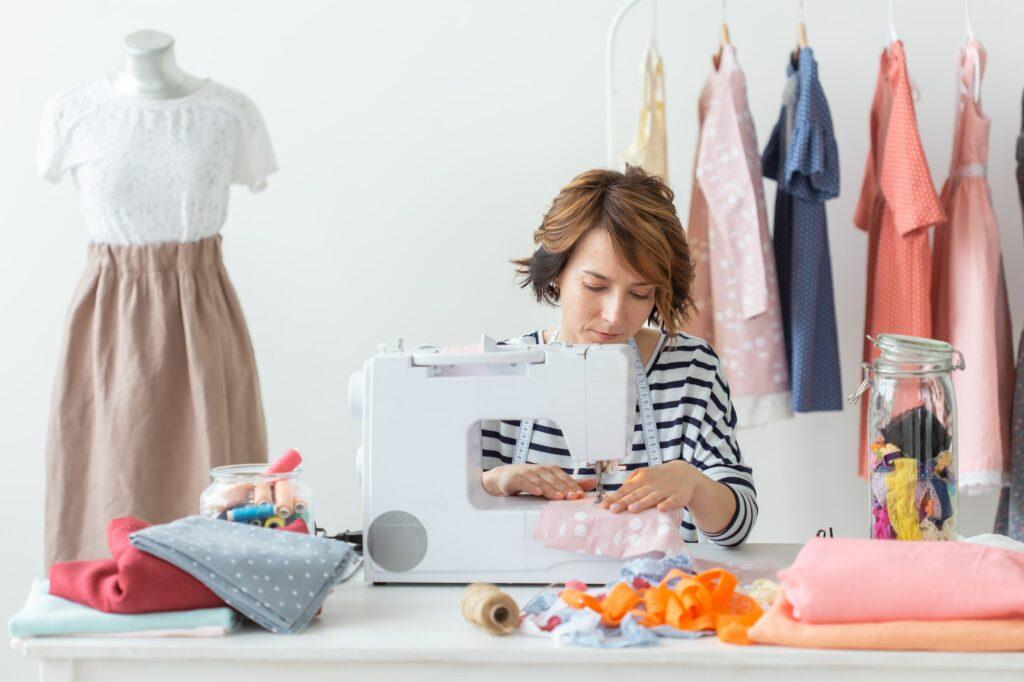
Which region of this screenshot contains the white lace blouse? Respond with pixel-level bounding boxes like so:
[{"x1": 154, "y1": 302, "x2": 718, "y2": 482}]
[{"x1": 36, "y1": 78, "x2": 277, "y2": 245}]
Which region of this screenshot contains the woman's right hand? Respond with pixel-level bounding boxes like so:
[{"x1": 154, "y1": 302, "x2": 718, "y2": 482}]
[{"x1": 482, "y1": 464, "x2": 597, "y2": 500}]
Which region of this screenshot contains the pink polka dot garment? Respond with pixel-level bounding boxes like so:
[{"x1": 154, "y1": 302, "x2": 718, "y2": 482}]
[
  {"x1": 533, "y1": 496, "x2": 688, "y2": 559},
  {"x1": 684, "y1": 46, "x2": 792, "y2": 429}
]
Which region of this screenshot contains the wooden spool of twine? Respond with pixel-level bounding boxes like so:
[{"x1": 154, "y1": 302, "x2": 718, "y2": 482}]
[{"x1": 461, "y1": 583, "x2": 520, "y2": 636}]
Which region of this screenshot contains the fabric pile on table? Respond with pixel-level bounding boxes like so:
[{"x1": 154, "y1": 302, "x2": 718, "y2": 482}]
[
  {"x1": 519, "y1": 554, "x2": 770, "y2": 648},
  {"x1": 749, "y1": 536, "x2": 1024, "y2": 651},
  {"x1": 9, "y1": 516, "x2": 359, "y2": 639},
  {"x1": 130, "y1": 516, "x2": 360, "y2": 634},
  {"x1": 9, "y1": 579, "x2": 238, "y2": 639}
]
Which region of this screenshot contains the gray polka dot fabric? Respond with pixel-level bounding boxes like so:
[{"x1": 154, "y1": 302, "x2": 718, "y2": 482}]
[
  {"x1": 130, "y1": 516, "x2": 360, "y2": 634},
  {"x1": 761, "y1": 47, "x2": 843, "y2": 412}
]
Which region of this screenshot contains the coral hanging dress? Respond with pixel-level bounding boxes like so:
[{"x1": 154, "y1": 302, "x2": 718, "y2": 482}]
[{"x1": 853, "y1": 41, "x2": 945, "y2": 476}]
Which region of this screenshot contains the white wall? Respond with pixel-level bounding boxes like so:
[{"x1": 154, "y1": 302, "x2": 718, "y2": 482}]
[{"x1": 3, "y1": 0, "x2": 1022, "y2": 676}]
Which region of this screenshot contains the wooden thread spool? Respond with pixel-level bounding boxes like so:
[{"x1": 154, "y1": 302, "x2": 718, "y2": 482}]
[{"x1": 461, "y1": 583, "x2": 519, "y2": 636}]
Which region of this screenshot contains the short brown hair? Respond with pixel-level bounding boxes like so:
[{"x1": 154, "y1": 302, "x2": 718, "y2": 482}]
[{"x1": 513, "y1": 165, "x2": 695, "y2": 335}]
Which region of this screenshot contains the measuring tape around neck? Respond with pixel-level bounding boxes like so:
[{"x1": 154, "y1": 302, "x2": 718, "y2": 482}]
[{"x1": 512, "y1": 332, "x2": 662, "y2": 467}]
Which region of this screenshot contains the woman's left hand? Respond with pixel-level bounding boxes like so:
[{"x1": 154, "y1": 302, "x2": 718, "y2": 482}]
[{"x1": 600, "y1": 460, "x2": 703, "y2": 513}]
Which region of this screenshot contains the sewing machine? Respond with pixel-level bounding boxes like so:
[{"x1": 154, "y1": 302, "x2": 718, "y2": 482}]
[{"x1": 348, "y1": 336, "x2": 637, "y2": 584}]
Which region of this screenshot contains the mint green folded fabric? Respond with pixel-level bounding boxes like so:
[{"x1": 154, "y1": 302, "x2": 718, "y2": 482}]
[{"x1": 9, "y1": 579, "x2": 238, "y2": 638}]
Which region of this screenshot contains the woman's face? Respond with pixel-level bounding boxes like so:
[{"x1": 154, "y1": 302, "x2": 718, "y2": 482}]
[{"x1": 555, "y1": 228, "x2": 655, "y2": 344}]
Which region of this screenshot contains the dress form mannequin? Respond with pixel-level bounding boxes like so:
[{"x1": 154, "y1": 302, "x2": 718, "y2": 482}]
[
  {"x1": 40, "y1": 32, "x2": 274, "y2": 568},
  {"x1": 109, "y1": 30, "x2": 206, "y2": 99}
]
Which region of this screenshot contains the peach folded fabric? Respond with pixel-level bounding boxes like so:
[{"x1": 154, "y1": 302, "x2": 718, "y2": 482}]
[
  {"x1": 779, "y1": 537, "x2": 1024, "y2": 624},
  {"x1": 749, "y1": 592, "x2": 1024, "y2": 652}
]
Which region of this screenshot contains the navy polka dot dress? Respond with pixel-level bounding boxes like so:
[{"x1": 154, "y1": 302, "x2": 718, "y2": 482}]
[{"x1": 761, "y1": 47, "x2": 843, "y2": 412}]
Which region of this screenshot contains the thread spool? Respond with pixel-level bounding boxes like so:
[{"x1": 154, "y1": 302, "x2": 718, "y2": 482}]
[
  {"x1": 227, "y1": 503, "x2": 276, "y2": 523},
  {"x1": 265, "y1": 449, "x2": 302, "y2": 474},
  {"x1": 205, "y1": 482, "x2": 253, "y2": 515},
  {"x1": 274, "y1": 480, "x2": 296, "y2": 518},
  {"x1": 461, "y1": 583, "x2": 520, "y2": 636},
  {"x1": 253, "y1": 483, "x2": 273, "y2": 506}
]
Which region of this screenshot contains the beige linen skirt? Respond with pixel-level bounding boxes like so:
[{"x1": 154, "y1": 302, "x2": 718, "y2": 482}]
[{"x1": 44, "y1": 236, "x2": 267, "y2": 568}]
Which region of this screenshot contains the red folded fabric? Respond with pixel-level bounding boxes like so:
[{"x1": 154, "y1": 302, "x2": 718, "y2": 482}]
[{"x1": 49, "y1": 516, "x2": 310, "y2": 614}]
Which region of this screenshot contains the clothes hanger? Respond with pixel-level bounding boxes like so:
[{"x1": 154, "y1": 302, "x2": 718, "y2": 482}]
[
  {"x1": 714, "y1": 0, "x2": 731, "y2": 69},
  {"x1": 644, "y1": 0, "x2": 660, "y2": 72},
  {"x1": 887, "y1": 0, "x2": 922, "y2": 102},
  {"x1": 888, "y1": 0, "x2": 899, "y2": 43},
  {"x1": 792, "y1": 0, "x2": 808, "y2": 64},
  {"x1": 964, "y1": 0, "x2": 981, "y2": 102},
  {"x1": 649, "y1": 0, "x2": 658, "y2": 53},
  {"x1": 605, "y1": 0, "x2": 656, "y2": 166}
]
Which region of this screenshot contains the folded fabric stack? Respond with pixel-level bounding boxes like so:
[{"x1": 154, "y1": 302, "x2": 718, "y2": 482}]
[
  {"x1": 749, "y1": 537, "x2": 1024, "y2": 651},
  {"x1": 49, "y1": 517, "x2": 227, "y2": 613},
  {"x1": 10, "y1": 515, "x2": 359, "y2": 639},
  {"x1": 520, "y1": 554, "x2": 767, "y2": 648},
  {"x1": 130, "y1": 516, "x2": 360, "y2": 634},
  {"x1": 10, "y1": 579, "x2": 238, "y2": 639}
]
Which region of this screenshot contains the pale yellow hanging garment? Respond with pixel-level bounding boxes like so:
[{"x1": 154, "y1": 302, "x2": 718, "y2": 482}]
[{"x1": 620, "y1": 43, "x2": 667, "y2": 182}]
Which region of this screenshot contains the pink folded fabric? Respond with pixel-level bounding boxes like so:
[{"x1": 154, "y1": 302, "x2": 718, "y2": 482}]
[
  {"x1": 749, "y1": 592, "x2": 1024, "y2": 652},
  {"x1": 779, "y1": 537, "x2": 1024, "y2": 624},
  {"x1": 532, "y1": 496, "x2": 687, "y2": 558}
]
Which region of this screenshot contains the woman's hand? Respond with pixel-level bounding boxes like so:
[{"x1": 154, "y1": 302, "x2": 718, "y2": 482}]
[
  {"x1": 600, "y1": 461, "x2": 737, "y2": 535},
  {"x1": 482, "y1": 464, "x2": 597, "y2": 500},
  {"x1": 600, "y1": 460, "x2": 702, "y2": 513}
]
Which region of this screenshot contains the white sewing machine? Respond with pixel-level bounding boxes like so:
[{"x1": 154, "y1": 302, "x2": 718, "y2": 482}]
[{"x1": 348, "y1": 336, "x2": 637, "y2": 584}]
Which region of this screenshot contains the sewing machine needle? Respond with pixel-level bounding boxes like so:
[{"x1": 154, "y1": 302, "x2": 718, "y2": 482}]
[{"x1": 596, "y1": 474, "x2": 604, "y2": 503}]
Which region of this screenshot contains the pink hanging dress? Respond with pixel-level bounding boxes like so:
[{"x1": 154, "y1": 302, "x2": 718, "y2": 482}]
[
  {"x1": 684, "y1": 46, "x2": 791, "y2": 429},
  {"x1": 932, "y1": 39, "x2": 1014, "y2": 494}
]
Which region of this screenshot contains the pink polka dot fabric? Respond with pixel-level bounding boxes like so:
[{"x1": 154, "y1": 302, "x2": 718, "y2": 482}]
[
  {"x1": 533, "y1": 497, "x2": 688, "y2": 558},
  {"x1": 684, "y1": 45, "x2": 792, "y2": 428}
]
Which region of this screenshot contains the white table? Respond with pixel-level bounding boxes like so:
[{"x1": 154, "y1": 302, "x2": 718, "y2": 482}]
[{"x1": 15, "y1": 544, "x2": 1024, "y2": 682}]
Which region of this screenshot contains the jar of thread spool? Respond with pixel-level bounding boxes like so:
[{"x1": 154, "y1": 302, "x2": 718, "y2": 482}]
[
  {"x1": 200, "y1": 464, "x2": 314, "y2": 533},
  {"x1": 849, "y1": 334, "x2": 964, "y2": 541}
]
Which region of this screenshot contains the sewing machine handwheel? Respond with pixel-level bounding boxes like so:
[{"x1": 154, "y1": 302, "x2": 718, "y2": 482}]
[{"x1": 366, "y1": 510, "x2": 428, "y2": 573}]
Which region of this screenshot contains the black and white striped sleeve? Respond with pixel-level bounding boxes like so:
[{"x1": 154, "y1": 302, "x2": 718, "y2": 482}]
[
  {"x1": 691, "y1": 348, "x2": 758, "y2": 547},
  {"x1": 480, "y1": 419, "x2": 513, "y2": 470}
]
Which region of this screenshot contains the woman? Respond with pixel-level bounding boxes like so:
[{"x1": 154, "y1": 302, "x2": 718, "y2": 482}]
[{"x1": 480, "y1": 166, "x2": 756, "y2": 547}]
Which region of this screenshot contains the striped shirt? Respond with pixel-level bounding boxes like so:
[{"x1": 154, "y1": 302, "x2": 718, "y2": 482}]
[{"x1": 481, "y1": 330, "x2": 757, "y2": 547}]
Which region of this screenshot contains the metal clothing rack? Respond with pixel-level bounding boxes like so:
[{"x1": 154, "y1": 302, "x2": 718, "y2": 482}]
[
  {"x1": 604, "y1": 0, "x2": 981, "y2": 166},
  {"x1": 605, "y1": 0, "x2": 654, "y2": 167}
]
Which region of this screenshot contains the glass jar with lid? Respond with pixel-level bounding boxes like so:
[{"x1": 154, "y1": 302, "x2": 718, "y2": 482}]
[
  {"x1": 849, "y1": 334, "x2": 965, "y2": 541},
  {"x1": 199, "y1": 464, "x2": 314, "y2": 533}
]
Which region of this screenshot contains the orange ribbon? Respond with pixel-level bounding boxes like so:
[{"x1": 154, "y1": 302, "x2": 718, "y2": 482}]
[{"x1": 559, "y1": 568, "x2": 763, "y2": 645}]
